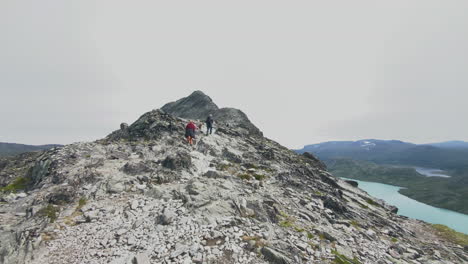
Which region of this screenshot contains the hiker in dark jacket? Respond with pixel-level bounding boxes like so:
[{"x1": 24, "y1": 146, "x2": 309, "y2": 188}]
[
  {"x1": 185, "y1": 121, "x2": 198, "y2": 145},
  {"x1": 205, "y1": 114, "x2": 214, "y2": 135}
]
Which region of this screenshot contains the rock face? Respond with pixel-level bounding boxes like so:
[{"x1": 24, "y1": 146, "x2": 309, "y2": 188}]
[
  {"x1": 0, "y1": 91, "x2": 467, "y2": 264},
  {"x1": 162, "y1": 91, "x2": 263, "y2": 136},
  {"x1": 161, "y1": 90, "x2": 220, "y2": 120}
]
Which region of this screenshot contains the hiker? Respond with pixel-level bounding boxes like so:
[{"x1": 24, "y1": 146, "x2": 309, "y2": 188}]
[
  {"x1": 205, "y1": 114, "x2": 214, "y2": 135},
  {"x1": 185, "y1": 121, "x2": 198, "y2": 145}
]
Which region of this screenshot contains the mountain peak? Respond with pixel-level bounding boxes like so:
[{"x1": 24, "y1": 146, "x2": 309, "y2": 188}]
[
  {"x1": 161, "y1": 91, "x2": 263, "y2": 136},
  {"x1": 161, "y1": 90, "x2": 219, "y2": 120}
]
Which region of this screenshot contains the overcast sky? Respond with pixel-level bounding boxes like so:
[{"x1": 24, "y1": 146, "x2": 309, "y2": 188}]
[{"x1": 1, "y1": 1, "x2": 467, "y2": 149}]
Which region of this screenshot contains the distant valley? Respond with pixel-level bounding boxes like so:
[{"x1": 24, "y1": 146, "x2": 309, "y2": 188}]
[{"x1": 296, "y1": 139, "x2": 468, "y2": 214}]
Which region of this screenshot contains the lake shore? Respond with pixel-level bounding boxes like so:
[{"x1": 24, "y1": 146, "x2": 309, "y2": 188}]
[{"x1": 341, "y1": 177, "x2": 468, "y2": 234}]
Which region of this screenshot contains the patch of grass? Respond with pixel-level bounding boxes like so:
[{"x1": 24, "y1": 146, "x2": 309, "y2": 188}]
[
  {"x1": 307, "y1": 232, "x2": 314, "y2": 239},
  {"x1": 314, "y1": 190, "x2": 324, "y2": 196},
  {"x1": 358, "y1": 203, "x2": 369, "y2": 209},
  {"x1": 279, "y1": 211, "x2": 289, "y2": 218},
  {"x1": 350, "y1": 220, "x2": 359, "y2": 228},
  {"x1": 332, "y1": 250, "x2": 362, "y2": 264},
  {"x1": 278, "y1": 211, "x2": 306, "y2": 233},
  {"x1": 432, "y1": 224, "x2": 468, "y2": 246},
  {"x1": 217, "y1": 163, "x2": 232, "y2": 171},
  {"x1": 294, "y1": 226, "x2": 305, "y2": 232},
  {"x1": 38, "y1": 204, "x2": 59, "y2": 223},
  {"x1": 238, "y1": 173, "x2": 252, "y2": 180},
  {"x1": 263, "y1": 167, "x2": 275, "y2": 173},
  {"x1": 77, "y1": 197, "x2": 87, "y2": 209},
  {"x1": 365, "y1": 198, "x2": 378, "y2": 206},
  {"x1": 253, "y1": 174, "x2": 267, "y2": 181},
  {"x1": 279, "y1": 220, "x2": 294, "y2": 228},
  {"x1": 391, "y1": 237, "x2": 398, "y2": 243},
  {"x1": 0, "y1": 177, "x2": 30, "y2": 193},
  {"x1": 308, "y1": 242, "x2": 320, "y2": 249}
]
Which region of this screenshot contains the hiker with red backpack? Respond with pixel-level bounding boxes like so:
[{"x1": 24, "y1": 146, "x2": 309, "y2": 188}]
[{"x1": 185, "y1": 121, "x2": 198, "y2": 145}]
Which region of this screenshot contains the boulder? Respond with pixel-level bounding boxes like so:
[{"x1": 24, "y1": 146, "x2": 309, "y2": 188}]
[
  {"x1": 203, "y1": 170, "x2": 228, "y2": 179},
  {"x1": 345, "y1": 180, "x2": 358, "y2": 188},
  {"x1": 158, "y1": 208, "x2": 177, "y2": 225},
  {"x1": 323, "y1": 197, "x2": 347, "y2": 214},
  {"x1": 120, "y1": 123, "x2": 129, "y2": 130},
  {"x1": 132, "y1": 253, "x2": 150, "y2": 264},
  {"x1": 162, "y1": 153, "x2": 191, "y2": 170},
  {"x1": 107, "y1": 180, "x2": 125, "y2": 194},
  {"x1": 261, "y1": 247, "x2": 292, "y2": 264},
  {"x1": 122, "y1": 162, "x2": 152, "y2": 175}
]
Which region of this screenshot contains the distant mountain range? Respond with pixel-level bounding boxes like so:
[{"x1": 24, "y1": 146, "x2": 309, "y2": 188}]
[
  {"x1": 0, "y1": 142, "x2": 62, "y2": 157},
  {"x1": 426, "y1": 140, "x2": 468, "y2": 149},
  {"x1": 296, "y1": 139, "x2": 468, "y2": 170}
]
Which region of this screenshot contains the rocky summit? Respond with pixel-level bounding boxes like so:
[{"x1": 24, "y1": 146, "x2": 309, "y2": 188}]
[
  {"x1": 162, "y1": 91, "x2": 263, "y2": 137},
  {"x1": 0, "y1": 92, "x2": 467, "y2": 264}
]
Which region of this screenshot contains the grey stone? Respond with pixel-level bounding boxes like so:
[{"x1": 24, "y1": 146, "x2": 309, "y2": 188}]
[
  {"x1": 132, "y1": 253, "x2": 150, "y2": 264},
  {"x1": 120, "y1": 123, "x2": 129, "y2": 130},
  {"x1": 131, "y1": 200, "x2": 139, "y2": 210},
  {"x1": 261, "y1": 247, "x2": 292, "y2": 264},
  {"x1": 158, "y1": 208, "x2": 177, "y2": 225},
  {"x1": 162, "y1": 153, "x2": 192, "y2": 170},
  {"x1": 122, "y1": 161, "x2": 152, "y2": 176},
  {"x1": 107, "y1": 180, "x2": 125, "y2": 194}
]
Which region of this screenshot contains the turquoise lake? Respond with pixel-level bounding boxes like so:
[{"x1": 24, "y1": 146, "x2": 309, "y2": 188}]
[{"x1": 341, "y1": 178, "x2": 468, "y2": 234}]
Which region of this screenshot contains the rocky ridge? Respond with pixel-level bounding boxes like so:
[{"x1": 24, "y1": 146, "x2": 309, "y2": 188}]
[{"x1": 0, "y1": 92, "x2": 467, "y2": 264}]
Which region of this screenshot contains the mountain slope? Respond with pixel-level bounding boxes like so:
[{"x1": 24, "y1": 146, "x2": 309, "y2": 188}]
[
  {"x1": 0, "y1": 142, "x2": 61, "y2": 157},
  {"x1": 0, "y1": 93, "x2": 466, "y2": 264}
]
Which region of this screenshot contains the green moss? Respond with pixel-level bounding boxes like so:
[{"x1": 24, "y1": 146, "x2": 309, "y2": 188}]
[
  {"x1": 278, "y1": 211, "x2": 303, "y2": 232},
  {"x1": 307, "y1": 232, "x2": 314, "y2": 239},
  {"x1": 279, "y1": 220, "x2": 294, "y2": 228},
  {"x1": 0, "y1": 177, "x2": 30, "y2": 193},
  {"x1": 359, "y1": 203, "x2": 369, "y2": 209},
  {"x1": 308, "y1": 242, "x2": 320, "y2": 249},
  {"x1": 84, "y1": 154, "x2": 91, "y2": 158},
  {"x1": 38, "y1": 204, "x2": 59, "y2": 223},
  {"x1": 279, "y1": 211, "x2": 289, "y2": 218},
  {"x1": 238, "y1": 174, "x2": 252, "y2": 180},
  {"x1": 217, "y1": 163, "x2": 232, "y2": 171},
  {"x1": 350, "y1": 220, "x2": 359, "y2": 228},
  {"x1": 365, "y1": 198, "x2": 378, "y2": 206},
  {"x1": 332, "y1": 250, "x2": 361, "y2": 264},
  {"x1": 253, "y1": 174, "x2": 267, "y2": 181},
  {"x1": 294, "y1": 226, "x2": 305, "y2": 232},
  {"x1": 391, "y1": 237, "x2": 398, "y2": 243},
  {"x1": 78, "y1": 197, "x2": 87, "y2": 209},
  {"x1": 314, "y1": 191, "x2": 324, "y2": 196},
  {"x1": 432, "y1": 224, "x2": 468, "y2": 246}
]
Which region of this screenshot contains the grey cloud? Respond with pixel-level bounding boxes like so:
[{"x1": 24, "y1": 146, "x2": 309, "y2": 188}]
[{"x1": 1, "y1": 1, "x2": 467, "y2": 148}]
